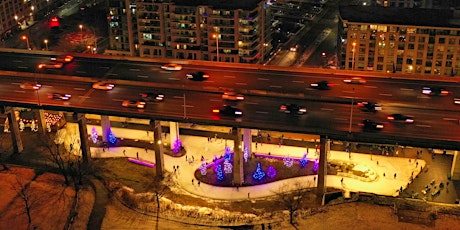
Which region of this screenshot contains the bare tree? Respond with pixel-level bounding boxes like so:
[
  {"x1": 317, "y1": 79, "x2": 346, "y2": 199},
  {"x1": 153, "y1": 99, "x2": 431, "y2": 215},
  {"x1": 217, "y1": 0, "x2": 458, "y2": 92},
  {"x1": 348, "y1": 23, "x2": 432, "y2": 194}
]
[
  {"x1": 147, "y1": 172, "x2": 174, "y2": 213},
  {"x1": 10, "y1": 173, "x2": 39, "y2": 228},
  {"x1": 272, "y1": 181, "x2": 313, "y2": 225}
]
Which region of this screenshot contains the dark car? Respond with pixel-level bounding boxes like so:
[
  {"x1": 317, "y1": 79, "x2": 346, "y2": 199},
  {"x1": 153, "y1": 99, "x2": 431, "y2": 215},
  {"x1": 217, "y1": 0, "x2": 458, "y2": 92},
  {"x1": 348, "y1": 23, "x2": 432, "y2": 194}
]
[
  {"x1": 139, "y1": 92, "x2": 165, "y2": 102},
  {"x1": 212, "y1": 105, "x2": 243, "y2": 117},
  {"x1": 280, "y1": 104, "x2": 307, "y2": 115},
  {"x1": 359, "y1": 119, "x2": 384, "y2": 130},
  {"x1": 310, "y1": 81, "x2": 333, "y2": 90},
  {"x1": 422, "y1": 87, "x2": 449, "y2": 96},
  {"x1": 186, "y1": 72, "x2": 210, "y2": 81},
  {"x1": 48, "y1": 93, "x2": 71, "y2": 100},
  {"x1": 387, "y1": 114, "x2": 414, "y2": 123},
  {"x1": 357, "y1": 101, "x2": 382, "y2": 112}
]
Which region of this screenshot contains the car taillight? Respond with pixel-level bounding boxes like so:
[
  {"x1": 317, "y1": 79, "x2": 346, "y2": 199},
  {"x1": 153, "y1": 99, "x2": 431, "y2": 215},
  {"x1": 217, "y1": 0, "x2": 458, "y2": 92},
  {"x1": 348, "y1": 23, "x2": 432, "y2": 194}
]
[
  {"x1": 212, "y1": 109, "x2": 220, "y2": 113},
  {"x1": 237, "y1": 96, "x2": 244, "y2": 100},
  {"x1": 203, "y1": 75, "x2": 209, "y2": 78},
  {"x1": 387, "y1": 116, "x2": 394, "y2": 120}
]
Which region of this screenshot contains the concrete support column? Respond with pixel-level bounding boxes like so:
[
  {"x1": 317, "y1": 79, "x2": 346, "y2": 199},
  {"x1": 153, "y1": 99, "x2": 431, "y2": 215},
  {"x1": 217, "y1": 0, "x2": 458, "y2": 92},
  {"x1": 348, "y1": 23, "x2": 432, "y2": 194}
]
[
  {"x1": 5, "y1": 107, "x2": 23, "y2": 153},
  {"x1": 100, "y1": 115, "x2": 111, "y2": 143},
  {"x1": 34, "y1": 109, "x2": 47, "y2": 135},
  {"x1": 316, "y1": 135, "x2": 330, "y2": 199},
  {"x1": 75, "y1": 113, "x2": 90, "y2": 163},
  {"x1": 151, "y1": 120, "x2": 165, "y2": 177},
  {"x1": 451, "y1": 151, "x2": 460, "y2": 180},
  {"x1": 169, "y1": 121, "x2": 180, "y2": 150},
  {"x1": 233, "y1": 127, "x2": 244, "y2": 185},
  {"x1": 243, "y1": 128, "x2": 252, "y2": 159}
]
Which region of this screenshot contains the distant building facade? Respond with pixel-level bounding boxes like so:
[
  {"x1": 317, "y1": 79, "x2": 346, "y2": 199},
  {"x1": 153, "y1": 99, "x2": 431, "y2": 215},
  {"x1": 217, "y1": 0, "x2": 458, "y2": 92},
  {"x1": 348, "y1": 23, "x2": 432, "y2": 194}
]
[
  {"x1": 106, "y1": 0, "x2": 273, "y2": 64},
  {"x1": 338, "y1": 6, "x2": 460, "y2": 76}
]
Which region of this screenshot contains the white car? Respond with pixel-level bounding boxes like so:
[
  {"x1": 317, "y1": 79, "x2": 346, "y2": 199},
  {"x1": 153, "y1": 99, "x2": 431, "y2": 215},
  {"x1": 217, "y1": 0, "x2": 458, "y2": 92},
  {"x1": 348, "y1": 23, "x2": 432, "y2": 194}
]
[
  {"x1": 222, "y1": 92, "x2": 244, "y2": 101},
  {"x1": 455, "y1": 98, "x2": 460, "y2": 105},
  {"x1": 161, "y1": 63, "x2": 182, "y2": 71},
  {"x1": 50, "y1": 55, "x2": 74, "y2": 63},
  {"x1": 92, "y1": 82, "x2": 114, "y2": 90},
  {"x1": 122, "y1": 100, "x2": 146, "y2": 109},
  {"x1": 20, "y1": 82, "x2": 42, "y2": 90}
]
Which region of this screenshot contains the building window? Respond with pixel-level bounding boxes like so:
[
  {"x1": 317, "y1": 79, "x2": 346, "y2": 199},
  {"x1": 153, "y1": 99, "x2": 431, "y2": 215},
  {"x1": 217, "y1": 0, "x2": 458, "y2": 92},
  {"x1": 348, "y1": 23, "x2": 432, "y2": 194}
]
[
  {"x1": 439, "y1": 38, "x2": 445, "y2": 44},
  {"x1": 419, "y1": 37, "x2": 425, "y2": 43},
  {"x1": 417, "y1": 44, "x2": 424, "y2": 50}
]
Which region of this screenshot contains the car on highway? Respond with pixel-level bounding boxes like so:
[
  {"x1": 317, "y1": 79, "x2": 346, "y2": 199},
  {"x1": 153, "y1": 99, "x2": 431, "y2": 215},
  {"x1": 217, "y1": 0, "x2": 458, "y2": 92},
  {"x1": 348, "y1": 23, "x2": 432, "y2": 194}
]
[
  {"x1": 48, "y1": 93, "x2": 71, "y2": 100},
  {"x1": 357, "y1": 101, "x2": 382, "y2": 112},
  {"x1": 422, "y1": 87, "x2": 449, "y2": 96},
  {"x1": 161, "y1": 63, "x2": 182, "y2": 71},
  {"x1": 50, "y1": 55, "x2": 74, "y2": 63},
  {"x1": 186, "y1": 72, "x2": 209, "y2": 81},
  {"x1": 92, "y1": 82, "x2": 115, "y2": 90},
  {"x1": 387, "y1": 114, "x2": 414, "y2": 123},
  {"x1": 139, "y1": 92, "x2": 165, "y2": 102},
  {"x1": 455, "y1": 98, "x2": 460, "y2": 105},
  {"x1": 37, "y1": 61, "x2": 64, "y2": 69},
  {"x1": 310, "y1": 81, "x2": 333, "y2": 90},
  {"x1": 222, "y1": 92, "x2": 244, "y2": 101},
  {"x1": 122, "y1": 100, "x2": 146, "y2": 109},
  {"x1": 290, "y1": 45, "x2": 298, "y2": 52},
  {"x1": 212, "y1": 105, "x2": 243, "y2": 117},
  {"x1": 280, "y1": 104, "x2": 307, "y2": 115},
  {"x1": 359, "y1": 119, "x2": 384, "y2": 130},
  {"x1": 343, "y1": 77, "x2": 366, "y2": 84},
  {"x1": 20, "y1": 82, "x2": 42, "y2": 90}
]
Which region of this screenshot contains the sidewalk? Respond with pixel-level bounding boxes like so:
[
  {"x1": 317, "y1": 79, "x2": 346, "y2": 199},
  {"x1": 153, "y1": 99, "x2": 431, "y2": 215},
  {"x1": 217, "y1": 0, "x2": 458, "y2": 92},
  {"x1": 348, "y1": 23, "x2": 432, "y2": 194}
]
[{"x1": 69, "y1": 123, "x2": 425, "y2": 200}]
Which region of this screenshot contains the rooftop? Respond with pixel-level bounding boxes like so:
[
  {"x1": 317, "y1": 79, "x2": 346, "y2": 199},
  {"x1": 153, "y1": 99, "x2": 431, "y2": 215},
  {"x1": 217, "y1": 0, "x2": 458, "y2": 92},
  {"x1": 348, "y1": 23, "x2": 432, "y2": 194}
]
[
  {"x1": 172, "y1": 0, "x2": 263, "y2": 10},
  {"x1": 339, "y1": 5, "x2": 459, "y2": 28}
]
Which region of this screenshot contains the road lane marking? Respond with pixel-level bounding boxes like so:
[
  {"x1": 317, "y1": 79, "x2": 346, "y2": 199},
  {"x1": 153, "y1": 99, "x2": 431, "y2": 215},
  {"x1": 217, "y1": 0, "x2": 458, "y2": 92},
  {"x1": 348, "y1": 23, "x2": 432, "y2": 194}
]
[
  {"x1": 137, "y1": 75, "x2": 148, "y2": 78},
  {"x1": 256, "y1": 111, "x2": 268, "y2": 114},
  {"x1": 292, "y1": 80, "x2": 304, "y2": 83},
  {"x1": 224, "y1": 75, "x2": 236, "y2": 78},
  {"x1": 343, "y1": 90, "x2": 355, "y2": 94},
  {"x1": 335, "y1": 118, "x2": 347, "y2": 121},
  {"x1": 173, "y1": 96, "x2": 184, "y2": 99},
  {"x1": 400, "y1": 88, "x2": 414, "y2": 91},
  {"x1": 235, "y1": 82, "x2": 247, "y2": 85},
  {"x1": 416, "y1": 124, "x2": 431, "y2": 128},
  {"x1": 321, "y1": 108, "x2": 334, "y2": 111},
  {"x1": 74, "y1": 88, "x2": 86, "y2": 91},
  {"x1": 14, "y1": 90, "x2": 26, "y2": 93},
  {"x1": 129, "y1": 68, "x2": 140, "y2": 71},
  {"x1": 18, "y1": 66, "x2": 28, "y2": 69},
  {"x1": 182, "y1": 105, "x2": 194, "y2": 108},
  {"x1": 167, "y1": 77, "x2": 180, "y2": 80},
  {"x1": 365, "y1": 86, "x2": 377, "y2": 88},
  {"x1": 257, "y1": 78, "x2": 269, "y2": 81},
  {"x1": 379, "y1": 93, "x2": 392, "y2": 96},
  {"x1": 269, "y1": 85, "x2": 282, "y2": 88},
  {"x1": 245, "y1": 102, "x2": 259, "y2": 105},
  {"x1": 13, "y1": 60, "x2": 23, "y2": 62},
  {"x1": 210, "y1": 99, "x2": 221, "y2": 102},
  {"x1": 107, "y1": 73, "x2": 118, "y2": 76}
]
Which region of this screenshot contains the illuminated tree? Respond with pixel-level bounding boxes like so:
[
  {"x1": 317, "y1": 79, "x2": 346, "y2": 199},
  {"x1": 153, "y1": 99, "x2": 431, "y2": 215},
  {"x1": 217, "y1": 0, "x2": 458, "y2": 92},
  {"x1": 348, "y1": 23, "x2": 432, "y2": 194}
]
[{"x1": 252, "y1": 162, "x2": 265, "y2": 180}]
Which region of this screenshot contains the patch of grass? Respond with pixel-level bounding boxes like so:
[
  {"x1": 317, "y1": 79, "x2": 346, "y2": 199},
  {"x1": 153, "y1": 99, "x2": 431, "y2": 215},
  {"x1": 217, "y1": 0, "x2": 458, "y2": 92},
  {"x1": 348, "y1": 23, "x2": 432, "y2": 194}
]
[{"x1": 93, "y1": 158, "x2": 155, "y2": 193}]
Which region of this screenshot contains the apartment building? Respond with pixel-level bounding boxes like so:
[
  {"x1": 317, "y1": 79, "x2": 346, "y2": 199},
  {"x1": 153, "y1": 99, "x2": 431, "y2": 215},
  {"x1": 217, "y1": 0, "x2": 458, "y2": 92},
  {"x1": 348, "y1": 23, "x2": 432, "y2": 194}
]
[
  {"x1": 338, "y1": 5, "x2": 460, "y2": 76},
  {"x1": 106, "y1": 0, "x2": 272, "y2": 63},
  {"x1": 376, "y1": 0, "x2": 459, "y2": 9}
]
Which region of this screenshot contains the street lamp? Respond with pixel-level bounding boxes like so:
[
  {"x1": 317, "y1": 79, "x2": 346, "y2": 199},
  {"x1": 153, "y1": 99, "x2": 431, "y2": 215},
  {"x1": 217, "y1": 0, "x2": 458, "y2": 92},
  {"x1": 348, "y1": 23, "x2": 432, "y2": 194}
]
[
  {"x1": 44, "y1": 39, "x2": 48, "y2": 50},
  {"x1": 79, "y1": 24, "x2": 83, "y2": 33},
  {"x1": 22, "y1": 35, "x2": 30, "y2": 50},
  {"x1": 212, "y1": 34, "x2": 220, "y2": 62},
  {"x1": 348, "y1": 88, "x2": 355, "y2": 134},
  {"x1": 352, "y1": 42, "x2": 356, "y2": 70}
]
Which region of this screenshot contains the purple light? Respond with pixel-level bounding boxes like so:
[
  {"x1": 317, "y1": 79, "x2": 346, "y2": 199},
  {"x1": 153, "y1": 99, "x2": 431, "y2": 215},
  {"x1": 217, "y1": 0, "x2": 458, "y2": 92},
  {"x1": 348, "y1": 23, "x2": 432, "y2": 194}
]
[
  {"x1": 267, "y1": 166, "x2": 277, "y2": 178},
  {"x1": 128, "y1": 158, "x2": 156, "y2": 168}
]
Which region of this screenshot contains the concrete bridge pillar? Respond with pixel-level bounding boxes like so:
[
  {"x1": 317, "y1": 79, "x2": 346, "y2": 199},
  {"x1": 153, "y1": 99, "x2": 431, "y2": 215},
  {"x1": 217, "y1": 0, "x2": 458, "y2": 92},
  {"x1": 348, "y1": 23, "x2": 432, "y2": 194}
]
[
  {"x1": 233, "y1": 127, "x2": 244, "y2": 185},
  {"x1": 316, "y1": 135, "x2": 330, "y2": 199},
  {"x1": 151, "y1": 119, "x2": 165, "y2": 177},
  {"x1": 450, "y1": 151, "x2": 460, "y2": 180},
  {"x1": 33, "y1": 109, "x2": 47, "y2": 135},
  {"x1": 169, "y1": 121, "x2": 180, "y2": 150},
  {"x1": 100, "y1": 115, "x2": 111, "y2": 143},
  {"x1": 243, "y1": 128, "x2": 252, "y2": 160},
  {"x1": 75, "y1": 113, "x2": 90, "y2": 163},
  {"x1": 4, "y1": 107, "x2": 23, "y2": 153}
]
